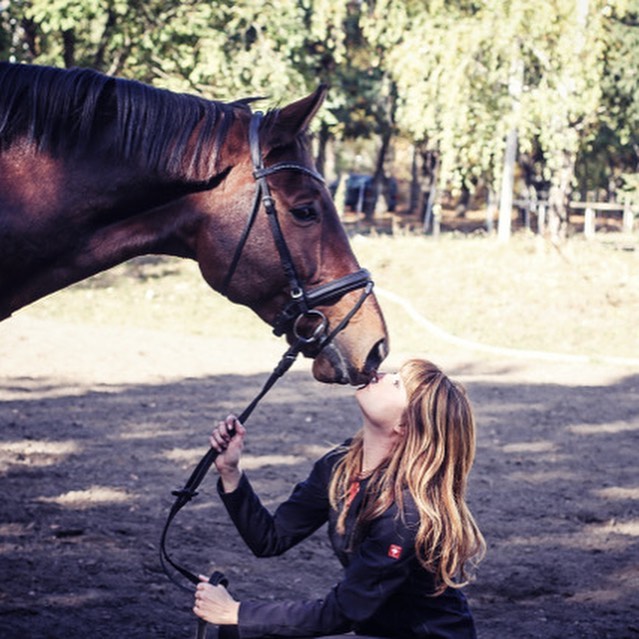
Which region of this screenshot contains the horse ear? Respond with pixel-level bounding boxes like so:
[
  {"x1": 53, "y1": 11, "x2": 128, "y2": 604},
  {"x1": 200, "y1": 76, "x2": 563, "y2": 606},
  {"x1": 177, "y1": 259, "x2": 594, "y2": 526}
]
[{"x1": 265, "y1": 84, "x2": 327, "y2": 147}]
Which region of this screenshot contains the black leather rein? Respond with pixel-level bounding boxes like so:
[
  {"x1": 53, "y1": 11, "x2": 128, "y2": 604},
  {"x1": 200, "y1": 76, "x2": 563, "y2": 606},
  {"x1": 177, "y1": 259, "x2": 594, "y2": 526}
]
[{"x1": 159, "y1": 111, "x2": 374, "y2": 595}]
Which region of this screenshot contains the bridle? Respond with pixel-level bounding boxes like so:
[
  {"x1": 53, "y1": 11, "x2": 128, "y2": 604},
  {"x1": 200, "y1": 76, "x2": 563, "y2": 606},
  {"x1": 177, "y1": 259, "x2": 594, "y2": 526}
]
[
  {"x1": 159, "y1": 111, "x2": 375, "y2": 599},
  {"x1": 221, "y1": 110, "x2": 373, "y2": 344}
]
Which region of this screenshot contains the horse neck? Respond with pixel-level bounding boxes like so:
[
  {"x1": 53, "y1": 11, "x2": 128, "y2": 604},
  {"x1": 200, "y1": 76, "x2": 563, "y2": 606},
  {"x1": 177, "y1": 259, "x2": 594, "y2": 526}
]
[
  {"x1": 0, "y1": 146, "x2": 222, "y2": 318},
  {"x1": 64, "y1": 154, "x2": 176, "y2": 212}
]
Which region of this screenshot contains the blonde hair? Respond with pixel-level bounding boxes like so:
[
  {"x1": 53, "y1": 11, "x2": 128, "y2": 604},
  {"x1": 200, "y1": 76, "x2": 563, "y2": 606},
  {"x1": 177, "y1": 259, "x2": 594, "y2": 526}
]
[{"x1": 329, "y1": 359, "x2": 485, "y2": 594}]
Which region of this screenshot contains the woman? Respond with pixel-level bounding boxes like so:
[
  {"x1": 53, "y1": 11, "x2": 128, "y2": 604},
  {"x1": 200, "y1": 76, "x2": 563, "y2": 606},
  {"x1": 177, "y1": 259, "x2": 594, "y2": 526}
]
[{"x1": 193, "y1": 359, "x2": 485, "y2": 638}]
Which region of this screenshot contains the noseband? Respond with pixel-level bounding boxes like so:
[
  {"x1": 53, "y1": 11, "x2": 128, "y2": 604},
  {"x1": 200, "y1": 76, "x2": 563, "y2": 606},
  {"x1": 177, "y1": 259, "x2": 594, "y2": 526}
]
[{"x1": 221, "y1": 110, "x2": 373, "y2": 345}]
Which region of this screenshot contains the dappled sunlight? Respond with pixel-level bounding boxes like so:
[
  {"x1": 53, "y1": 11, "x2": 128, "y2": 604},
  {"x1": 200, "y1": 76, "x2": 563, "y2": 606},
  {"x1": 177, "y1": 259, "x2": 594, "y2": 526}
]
[
  {"x1": 0, "y1": 381, "x2": 100, "y2": 401},
  {"x1": 568, "y1": 420, "x2": 639, "y2": 435},
  {"x1": 497, "y1": 439, "x2": 572, "y2": 467},
  {"x1": 570, "y1": 585, "x2": 635, "y2": 605},
  {"x1": 594, "y1": 487, "x2": 639, "y2": 501},
  {"x1": 0, "y1": 522, "x2": 35, "y2": 552},
  {"x1": 507, "y1": 469, "x2": 575, "y2": 484},
  {"x1": 299, "y1": 443, "x2": 335, "y2": 458},
  {"x1": 162, "y1": 447, "x2": 214, "y2": 465},
  {"x1": 2, "y1": 306, "x2": 637, "y2": 639},
  {"x1": 570, "y1": 563, "x2": 639, "y2": 604},
  {"x1": 502, "y1": 441, "x2": 556, "y2": 454},
  {"x1": 115, "y1": 427, "x2": 185, "y2": 441},
  {"x1": 242, "y1": 454, "x2": 307, "y2": 469},
  {"x1": 0, "y1": 439, "x2": 80, "y2": 472},
  {"x1": 0, "y1": 522, "x2": 31, "y2": 536},
  {"x1": 36, "y1": 485, "x2": 133, "y2": 509},
  {"x1": 610, "y1": 519, "x2": 639, "y2": 537},
  {"x1": 42, "y1": 590, "x2": 106, "y2": 608},
  {"x1": 505, "y1": 522, "x2": 636, "y2": 553},
  {"x1": 162, "y1": 447, "x2": 307, "y2": 469}
]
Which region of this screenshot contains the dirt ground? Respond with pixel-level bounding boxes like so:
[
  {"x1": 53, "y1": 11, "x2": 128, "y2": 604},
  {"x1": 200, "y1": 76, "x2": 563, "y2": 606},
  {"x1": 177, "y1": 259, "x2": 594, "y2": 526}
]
[{"x1": 1, "y1": 314, "x2": 638, "y2": 639}]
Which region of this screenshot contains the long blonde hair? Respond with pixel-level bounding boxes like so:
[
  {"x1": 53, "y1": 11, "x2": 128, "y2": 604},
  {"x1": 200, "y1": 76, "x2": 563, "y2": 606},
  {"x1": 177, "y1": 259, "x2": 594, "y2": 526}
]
[{"x1": 329, "y1": 359, "x2": 485, "y2": 594}]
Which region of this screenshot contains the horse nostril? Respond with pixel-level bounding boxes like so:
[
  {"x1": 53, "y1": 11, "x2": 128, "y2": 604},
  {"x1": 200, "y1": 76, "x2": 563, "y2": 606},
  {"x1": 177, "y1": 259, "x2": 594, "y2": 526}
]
[{"x1": 364, "y1": 338, "x2": 388, "y2": 375}]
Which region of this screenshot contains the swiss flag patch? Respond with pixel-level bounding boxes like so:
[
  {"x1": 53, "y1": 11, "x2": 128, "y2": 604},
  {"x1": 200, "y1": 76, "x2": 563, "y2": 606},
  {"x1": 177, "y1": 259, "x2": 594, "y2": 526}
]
[{"x1": 387, "y1": 544, "x2": 403, "y2": 560}]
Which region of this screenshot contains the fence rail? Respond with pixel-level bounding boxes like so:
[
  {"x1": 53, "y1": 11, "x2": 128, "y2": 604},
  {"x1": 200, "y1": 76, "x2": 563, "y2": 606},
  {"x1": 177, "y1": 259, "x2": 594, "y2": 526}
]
[{"x1": 513, "y1": 198, "x2": 637, "y2": 237}]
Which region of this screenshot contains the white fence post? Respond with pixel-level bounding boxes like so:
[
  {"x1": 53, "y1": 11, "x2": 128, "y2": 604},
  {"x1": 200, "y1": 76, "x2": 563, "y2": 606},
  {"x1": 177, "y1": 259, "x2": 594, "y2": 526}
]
[
  {"x1": 584, "y1": 207, "x2": 595, "y2": 239},
  {"x1": 537, "y1": 202, "x2": 546, "y2": 236},
  {"x1": 622, "y1": 200, "x2": 634, "y2": 234}
]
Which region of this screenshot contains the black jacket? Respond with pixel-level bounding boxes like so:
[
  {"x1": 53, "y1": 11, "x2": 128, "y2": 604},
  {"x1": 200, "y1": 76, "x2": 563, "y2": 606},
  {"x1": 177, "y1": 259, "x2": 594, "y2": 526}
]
[{"x1": 218, "y1": 444, "x2": 477, "y2": 639}]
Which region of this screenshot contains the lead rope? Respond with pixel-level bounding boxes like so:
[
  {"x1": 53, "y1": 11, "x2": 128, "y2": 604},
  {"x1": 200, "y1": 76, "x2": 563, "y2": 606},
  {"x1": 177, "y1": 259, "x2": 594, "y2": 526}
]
[
  {"x1": 159, "y1": 339, "x2": 303, "y2": 594},
  {"x1": 159, "y1": 282, "x2": 373, "y2": 639}
]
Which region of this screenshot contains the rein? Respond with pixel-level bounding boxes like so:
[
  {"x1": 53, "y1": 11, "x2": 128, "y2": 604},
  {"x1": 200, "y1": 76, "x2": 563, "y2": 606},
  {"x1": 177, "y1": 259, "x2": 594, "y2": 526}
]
[{"x1": 159, "y1": 111, "x2": 374, "y2": 597}]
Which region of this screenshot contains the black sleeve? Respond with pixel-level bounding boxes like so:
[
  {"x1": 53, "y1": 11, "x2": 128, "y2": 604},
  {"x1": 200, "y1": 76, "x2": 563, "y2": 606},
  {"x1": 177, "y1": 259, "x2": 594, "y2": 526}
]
[
  {"x1": 236, "y1": 498, "x2": 419, "y2": 638},
  {"x1": 218, "y1": 451, "x2": 334, "y2": 557}
]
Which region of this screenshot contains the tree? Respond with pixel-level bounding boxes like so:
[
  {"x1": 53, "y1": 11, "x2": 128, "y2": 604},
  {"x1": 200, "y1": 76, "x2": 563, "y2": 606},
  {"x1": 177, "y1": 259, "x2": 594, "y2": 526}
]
[
  {"x1": 377, "y1": 0, "x2": 620, "y2": 242},
  {"x1": 381, "y1": 1, "x2": 511, "y2": 230},
  {"x1": 2, "y1": 0, "x2": 202, "y2": 79},
  {"x1": 4, "y1": 0, "x2": 637, "y2": 235},
  {"x1": 580, "y1": 0, "x2": 639, "y2": 197}
]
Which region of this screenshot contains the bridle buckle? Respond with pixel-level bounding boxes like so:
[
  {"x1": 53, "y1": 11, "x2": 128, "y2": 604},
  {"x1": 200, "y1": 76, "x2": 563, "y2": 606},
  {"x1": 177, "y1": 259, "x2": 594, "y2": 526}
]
[
  {"x1": 261, "y1": 195, "x2": 276, "y2": 212},
  {"x1": 293, "y1": 309, "x2": 328, "y2": 344}
]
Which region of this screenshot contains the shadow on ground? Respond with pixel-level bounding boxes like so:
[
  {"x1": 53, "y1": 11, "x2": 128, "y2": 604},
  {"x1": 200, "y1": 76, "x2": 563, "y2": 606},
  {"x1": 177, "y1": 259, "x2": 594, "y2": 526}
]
[{"x1": 1, "y1": 368, "x2": 638, "y2": 638}]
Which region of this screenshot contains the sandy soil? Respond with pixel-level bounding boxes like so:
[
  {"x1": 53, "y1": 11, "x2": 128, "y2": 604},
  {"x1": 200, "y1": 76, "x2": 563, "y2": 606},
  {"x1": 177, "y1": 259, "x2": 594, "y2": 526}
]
[{"x1": 1, "y1": 314, "x2": 638, "y2": 638}]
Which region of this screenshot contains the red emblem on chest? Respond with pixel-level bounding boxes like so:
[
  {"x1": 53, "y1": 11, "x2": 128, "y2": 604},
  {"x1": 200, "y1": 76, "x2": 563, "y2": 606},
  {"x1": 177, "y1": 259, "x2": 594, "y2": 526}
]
[
  {"x1": 387, "y1": 544, "x2": 403, "y2": 560},
  {"x1": 346, "y1": 480, "x2": 360, "y2": 508}
]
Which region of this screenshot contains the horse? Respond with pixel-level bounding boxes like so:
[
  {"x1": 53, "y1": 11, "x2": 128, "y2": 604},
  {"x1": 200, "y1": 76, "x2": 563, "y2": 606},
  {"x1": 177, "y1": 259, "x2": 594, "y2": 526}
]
[{"x1": 0, "y1": 63, "x2": 388, "y2": 385}]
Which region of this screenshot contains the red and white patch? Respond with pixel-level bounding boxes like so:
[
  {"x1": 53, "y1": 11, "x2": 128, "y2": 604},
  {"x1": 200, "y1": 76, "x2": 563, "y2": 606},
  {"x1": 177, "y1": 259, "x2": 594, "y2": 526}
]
[
  {"x1": 346, "y1": 480, "x2": 360, "y2": 508},
  {"x1": 387, "y1": 544, "x2": 403, "y2": 560}
]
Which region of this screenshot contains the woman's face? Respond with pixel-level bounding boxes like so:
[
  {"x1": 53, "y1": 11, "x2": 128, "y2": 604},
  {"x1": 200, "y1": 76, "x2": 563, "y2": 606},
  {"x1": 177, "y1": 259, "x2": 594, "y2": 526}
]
[{"x1": 355, "y1": 371, "x2": 408, "y2": 432}]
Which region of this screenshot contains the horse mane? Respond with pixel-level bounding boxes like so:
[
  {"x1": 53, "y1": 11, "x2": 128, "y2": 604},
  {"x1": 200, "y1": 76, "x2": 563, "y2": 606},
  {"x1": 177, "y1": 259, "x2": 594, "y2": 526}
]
[{"x1": 0, "y1": 62, "x2": 247, "y2": 181}]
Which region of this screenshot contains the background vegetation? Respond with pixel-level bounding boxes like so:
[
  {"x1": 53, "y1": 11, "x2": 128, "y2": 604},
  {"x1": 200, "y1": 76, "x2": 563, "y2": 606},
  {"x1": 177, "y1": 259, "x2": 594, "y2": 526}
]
[{"x1": 2, "y1": 0, "x2": 639, "y2": 241}]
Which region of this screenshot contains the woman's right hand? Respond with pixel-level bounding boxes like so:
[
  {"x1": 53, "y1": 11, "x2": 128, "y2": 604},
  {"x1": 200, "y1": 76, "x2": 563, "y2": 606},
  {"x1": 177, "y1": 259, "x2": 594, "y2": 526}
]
[{"x1": 210, "y1": 414, "x2": 246, "y2": 492}]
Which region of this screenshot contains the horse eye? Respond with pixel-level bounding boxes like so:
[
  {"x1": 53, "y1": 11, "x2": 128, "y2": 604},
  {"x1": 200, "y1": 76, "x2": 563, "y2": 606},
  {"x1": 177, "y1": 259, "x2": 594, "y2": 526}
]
[{"x1": 290, "y1": 205, "x2": 319, "y2": 223}]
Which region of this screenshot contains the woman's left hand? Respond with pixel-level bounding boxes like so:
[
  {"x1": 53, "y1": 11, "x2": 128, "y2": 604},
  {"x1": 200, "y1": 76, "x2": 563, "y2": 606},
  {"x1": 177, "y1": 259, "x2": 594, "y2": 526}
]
[{"x1": 193, "y1": 575, "x2": 240, "y2": 625}]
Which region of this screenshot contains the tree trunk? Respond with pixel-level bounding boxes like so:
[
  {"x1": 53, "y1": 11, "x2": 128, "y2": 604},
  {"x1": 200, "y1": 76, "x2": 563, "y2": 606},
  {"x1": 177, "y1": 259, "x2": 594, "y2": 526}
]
[
  {"x1": 363, "y1": 128, "x2": 391, "y2": 220},
  {"x1": 414, "y1": 148, "x2": 437, "y2": 226},
  {"x1": 93, "y1": 9, "x2": 117, "y2": 72},
  {"x1": 498, "y1": 55, "x2": 524, "y2": 242},
  {"x1": 363, "y1": 77, "x2": 397, "y2": 221},
  {"x1": 62, "y1": 29, "x2": 75, "y2": 68},
  {"x1": 423, "y1": 156, "x2": 439, "y2": 234},
  {"x1": 547, "y1": 150, "x2": 575, "y2": 244},
  {"x1": 409, "y1": 145, "x2": 420, "y2": 215},
  {"x1": 21, "y1": 18, "x2": 39, "y2": 60},
  {"x1": 498, "y1": 126, "x2": 518, "y2": 242},
  {"x1": 486, "y1": 188, "x2": 497, "y2": 233},
  {"x1": 315, "y1": 121, "x2": 330, "y2": 177}
]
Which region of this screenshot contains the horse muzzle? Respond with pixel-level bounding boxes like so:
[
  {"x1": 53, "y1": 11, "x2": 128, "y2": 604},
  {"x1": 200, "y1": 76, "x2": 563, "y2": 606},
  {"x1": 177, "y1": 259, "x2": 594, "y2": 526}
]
[{"x1": 312, "y1": 335, "x2": 389, "y2": 385}]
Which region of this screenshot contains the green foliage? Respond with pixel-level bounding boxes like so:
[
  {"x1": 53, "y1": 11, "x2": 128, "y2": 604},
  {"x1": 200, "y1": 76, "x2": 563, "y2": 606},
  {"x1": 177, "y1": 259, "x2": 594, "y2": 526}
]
[
  {"x1": 600, "y1": 1, "x2": 639, "y2": 146},
  {"x1": 1, "y1": 0, "x2": 638, "y2": 205},
  {"x1": 377, "y1": 0, "x2": 613, "y2": 194}
]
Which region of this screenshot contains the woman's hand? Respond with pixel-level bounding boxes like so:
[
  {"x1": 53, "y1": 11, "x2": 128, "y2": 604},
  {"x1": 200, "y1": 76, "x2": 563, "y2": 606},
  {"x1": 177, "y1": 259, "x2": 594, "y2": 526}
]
[
  {"x1": 193, "y1": 575, "x2": 240, "y2": 625},
  {"x1": 210, "y1": 414, "x2": 245, "y2": 492}
]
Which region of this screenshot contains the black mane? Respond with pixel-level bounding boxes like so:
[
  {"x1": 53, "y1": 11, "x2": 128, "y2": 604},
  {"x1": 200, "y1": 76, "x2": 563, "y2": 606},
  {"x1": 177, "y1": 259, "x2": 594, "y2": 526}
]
[{"x1": 0, "y1": 63, "x2": 244, "y2": 180}]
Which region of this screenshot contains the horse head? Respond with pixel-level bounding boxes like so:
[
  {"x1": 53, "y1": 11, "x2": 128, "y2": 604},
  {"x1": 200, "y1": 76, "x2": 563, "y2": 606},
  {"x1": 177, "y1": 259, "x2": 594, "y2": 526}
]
[
  {"x1": 0, "y1": 64, "x2": 387, "y2": 385},
  {"x1": 193, "y1": 87, "x2": 388, "y2": 385}
]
